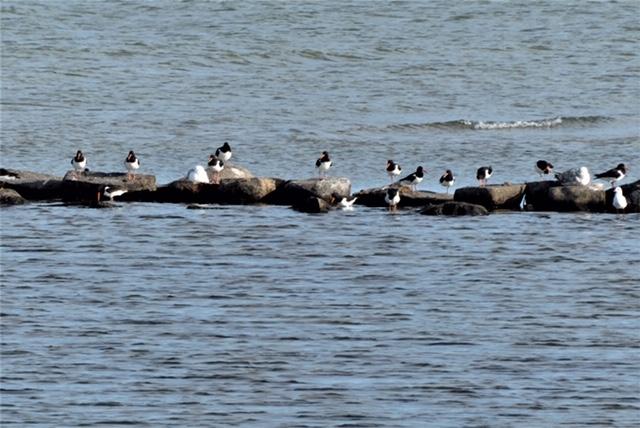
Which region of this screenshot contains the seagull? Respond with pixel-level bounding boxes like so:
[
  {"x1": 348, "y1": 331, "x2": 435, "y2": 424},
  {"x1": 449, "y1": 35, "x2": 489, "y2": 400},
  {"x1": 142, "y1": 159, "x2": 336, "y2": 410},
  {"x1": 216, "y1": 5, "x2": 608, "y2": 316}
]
[
  {"x1": 612, "y1": 187, "x2": 628, "y2": 213},
  {"x1": 476, "y1": 166, "x2": 493, "y2": 187},
  {"x1": 535, "y1": 160, "x2": 554, "y2": 178},
  {"x1": 439, "y1": 169, "x2": 455, "y2": 193},
  {"x1": 71, "y1": 150, "x2": 87, "y2": 172},
  {"x1": 385, "y1": 188, "x2": 400, "y2": 210},
  {"x1": 399, "y1": 166, "x2": 425, "y2": 191},
  {"x1": 124, "y1": 151, "x2": 140, "y2": 180},
  {"x1": 315, "y1": 151, "x2": 332, "y2": 178},
  {"x1": 555, "y1": 166, "x2": 590, "y2": 186},
  {"x1": 215, "y1": 142, "x2": 232, "y2": 162},
  {"x1": 102, "y1": 185, "x2": 127, "y2": 201},
  {"x1": 386, "y1": 160, "x2": 402, "y2": 182},
  {"x1": 595, "y1": 163, "x2": 627, "y2": 188},
  {"x1": 207, "y1": 154, "x2": 225, "y2": 184},
  {"x1": 186, "y1": 165, "x2": 210, "y2": 184},
  {"x1": 334, "y1": 195, "x2": 358, "y2": 210}
]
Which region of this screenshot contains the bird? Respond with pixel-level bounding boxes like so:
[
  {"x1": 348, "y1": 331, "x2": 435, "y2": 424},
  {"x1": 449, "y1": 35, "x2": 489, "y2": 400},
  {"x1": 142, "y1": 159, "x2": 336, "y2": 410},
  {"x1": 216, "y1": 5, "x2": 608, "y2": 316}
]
[
  {"x1": 399, "y1": 166, "x2": 425, "y2": 191},
  {"x1": 315, "y1": 151, "x2": 332, "y2": 178},
  {"x1": 71, "y1": 150, "x2": 87, "y2": 172},
  {"x1": 124, "y1": 151, "x2": 140, "y2": 180},
  {"x1": 555, "y1": 166, "x2": 590, "y2": 186},
  {"x1": 334, "y1": 195, "x2": 358, "y2": 209},
  {"x1": 102, "y1": 185, "x2": 127, "y2": 201},
  {"x1": 386, "y1": 160, "x2": 402, "y2": 182},
  {"x1": 439, "y1": 170, "x2": 455, "y2": 193},
  {"x1": 186, "y1": 165, "x2": 210, "y2": 184},
  {"x1": 535, "y1": 160, "x2": 554, "y2": 178},
  {"x1": 476, "y1": 166, "x2": 493, "y2": 186},
  {"x1": 385, "y1": 188, "x2": 400, "y2": 210},
  {"x1": 595, "y1": 163, "x2": 627, "y2": 188},
  {"x1": 215, "y1": 142, "x2": 232, "y2": 162},
  {"x1": 207, "y1": 154, "x2": 225, "y2": 184},
  {"x1": 612, "y1": 187, "x2": 628, "y2": 213}
]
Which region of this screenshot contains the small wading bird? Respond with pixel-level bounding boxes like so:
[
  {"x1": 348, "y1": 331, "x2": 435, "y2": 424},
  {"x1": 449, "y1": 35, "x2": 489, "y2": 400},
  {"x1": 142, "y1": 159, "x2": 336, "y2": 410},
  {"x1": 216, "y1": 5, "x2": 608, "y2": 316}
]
[
  {"x1": 385, "y1": 187, "x2": 400, "y2": 211},
  {"x1": 399, "y1": 166, "x2": 425, "y2": 191},
  {"x1": 535, "y1": 160, "x2": 554, "y2": 178},
  {"x1": 595, "y1": 163, "x2": 627, "y2": 188},
  {"x1": 207, "y1": 154, "x2": 224, "y2": 184},
  {"x1": 315, "y1": 151, "x2": 332, "y2": 178},
  {"x1": 555, "y1": 166, "x2": 590, "y2": 186},
  {"x1": 102, "y1": 185, "x2": 127, "y2": 201},
  {"x1": 476, "y1": 166, "x2": 493, "y2": 187},
  {"x1": 186, "y1": 165, "x2": 210, "y2": 184},
  {"x1": 386, "y1": 160, "x2": 402, "y2": 182},
  {"x1": 71, "y1": 150, "x2": 87, "y2": 172},
  {"x1": 215, "y1": 142, "x2": 232, "y2": 163},
  {"x1": 124, "y1": 151, "x2": 140, "y2": 180},
  {"x1": 612, "y1": 187, "x2": 628, "y2": 213},
  {"x1": 439, "y1": 169, "x2": 455, "y2": 193}
]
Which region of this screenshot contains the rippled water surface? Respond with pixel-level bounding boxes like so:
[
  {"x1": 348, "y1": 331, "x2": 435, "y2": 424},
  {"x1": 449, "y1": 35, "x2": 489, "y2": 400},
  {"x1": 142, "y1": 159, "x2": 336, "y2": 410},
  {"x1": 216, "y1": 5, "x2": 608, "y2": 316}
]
[{"x1": 1, "y1": 1, "x2": 639, "y2": 426}]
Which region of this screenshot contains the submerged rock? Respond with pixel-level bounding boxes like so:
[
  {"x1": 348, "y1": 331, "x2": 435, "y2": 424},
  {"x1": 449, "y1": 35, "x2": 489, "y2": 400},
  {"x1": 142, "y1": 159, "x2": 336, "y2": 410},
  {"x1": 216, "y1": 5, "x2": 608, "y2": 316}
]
[
  {"x1": 421, "y1": 201, "x2": 489, "y2": 216},
  {"x1": 354, "y1": 185, "x2": 452, "y2": 208},
  {"x1": 454, "y1": 184, "x2": 526, "y2": 210},
  {"x1": 291, "y1": 196, "x2": 331, "y2": 213},
  {"x1": 0, "y1": 188, "x2": 26, "y2": 205}
]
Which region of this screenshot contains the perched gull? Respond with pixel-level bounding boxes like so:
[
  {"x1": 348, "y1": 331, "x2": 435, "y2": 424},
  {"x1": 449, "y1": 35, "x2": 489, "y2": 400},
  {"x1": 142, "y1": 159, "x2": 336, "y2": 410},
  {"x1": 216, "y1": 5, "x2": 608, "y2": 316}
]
[
  {"x1": 595, "y1": 163, "x2": 627, "y2": 188},
  {"x1": 535, "y1": 160, "x2": 554, "y2": 178},
  {"x1": 439, "y1": 169, "x2": 455, "y2": 193},
  {"x1": 71, "y1": 150, "x2": 87, "y2": 172},
  {"x1": 476, "y1": 166, "x2": 493, "y2": 187},
  {"x1": 186, "y1": 165, "x2": 210, "y2": 184},
  {"x1": 399, "y1": 166, "x2": 425, "y2": 191},
  {"x1": 124, "y1": 151, "x2": 140, "y2": 180},
  {"x1": 385, "y1": 188, "x2": 400, "y2": 211},
  {"x1": 555, "y1": 166, "x2": 590, "y2": 186},
  {"x1": 207, "y1": 154, "x2": 225, "y2": 184},
  {"x1": 386, "y1": 160, "x2": 402, "y2": 182},
  {"x1": 215, "y1": 142, "x2": 232, "y2": 162},
  {"x1": 612, "y1": 187, "x2": 628, "y2": 213},
  {"x1": 315, "y1": 151, "x2": 332, "y2": 178}
]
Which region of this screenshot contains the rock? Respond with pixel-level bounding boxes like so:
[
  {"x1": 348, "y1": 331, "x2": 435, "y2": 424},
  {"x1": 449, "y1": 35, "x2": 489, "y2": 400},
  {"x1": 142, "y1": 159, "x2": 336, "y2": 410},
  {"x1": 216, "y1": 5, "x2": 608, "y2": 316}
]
[
  {"x1": 217, "y1": 178, "x2": 282, "y2": 204},
  {"x1": 354, "y1": 185, "x2": 452, "y2": 208},
  {"x1": 454, "y1": 183, "x2": 526, "y2": 210},
  {"x1": 291, "y1": 196, "x2": 331, "y2": 213},
  {"x1": 0, "y1": 188, "x2": 26, "y2": 205},
  {"x1": 0, "y1": 168, "x2": 64, "y2": 200},
  {"x1": 544, "y1": 185, "x2": 606, "y2": 212},
  {"x1": 265, "y1": 177, "x2": 351, "y2": 205},
  {"x1": 217, "y1": 164, "x2": 255, "y2": 180},
  {"x1": 59, "y1": 170, "x2": 156, "y2": 202},
  {"x1": 421, "y1": 202, "x2": 489, "y2": 216}
]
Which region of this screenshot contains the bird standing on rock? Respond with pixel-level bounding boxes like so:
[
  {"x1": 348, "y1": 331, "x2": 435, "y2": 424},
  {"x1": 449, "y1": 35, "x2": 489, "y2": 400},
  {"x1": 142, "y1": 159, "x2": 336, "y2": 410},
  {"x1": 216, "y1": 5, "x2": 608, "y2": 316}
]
[
  {"x1": 476, "y1": 166, "x2": 492, "y2": 186},
  {"x1": 315, "y1": 151, "x2": 332, "y2": 178},
  {"x1": 124, "y1": 151, "x2": 140, "y2": 180},
  {"x1": 71, "y1": 150, "x2": 87, "y2": 172},
  {"x1": 535, "y1": 160, "x2": 554, "y2": 178},
  {"x1": 439, "y1": 170, "x2": 455, "y2": 193},
  {"x1": 399, "y1": 166, "x2": 425, "y2": 191},
  {"x1": 595, "y1": 163, "x2": 627, "y2": 188},
  {"x1": 208, "y1": 154, "x2": 225, "y2": 184},
  {"x1": 186, "y1": 165, "x2": 210, "y2": 184},
  {"x1": 215, "y1": 142, "x2": 232, "y2": 162},
  {"x1": 385, "y1": 188, "x2": 400, "y2": 211},
  {"x1": 555, "y1": 167, "x2": 590, "y2": 186},
  {"x1": 612, "y1": 187, "x2": 628, "y2": 213},
  {"x1": 386, "y1": 160, "x2": 402, "y2": 182}
]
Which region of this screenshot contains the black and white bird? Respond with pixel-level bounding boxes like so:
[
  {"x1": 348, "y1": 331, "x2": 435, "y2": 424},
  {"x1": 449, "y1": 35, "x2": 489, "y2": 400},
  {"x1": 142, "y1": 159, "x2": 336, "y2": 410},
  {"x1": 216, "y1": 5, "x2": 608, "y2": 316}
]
[
  {"x1": 207, "y1": 154, "x2": 225, "y2": 184},
  {"x1": 476, "y1": 166, "x2": 493, "y2": 186},
  {"x1": 555, "y1": 166, "x2": 590, "y2": 186},
  {"x1": 399, "y1": 166, "x2": 425, "y2": 191},
  {"x1": 215, "y1": 142, "x2": 232, "y2": 162},
  {"x1": 386, "y1": 160, "x2": 402, "y2": 182},
  {"x1": 102, "y1": 185, "x2": 127, "y2": 201},
  {"x1": 595, "y1": 163, "x2": 627, "y2": 187},
  {"x1": 315, "y1": 151, "x2": 332, "y2": 178},
  {"x1": 186, "y1": 165, "x2": 210, "y2": 184},
  {"x1": 71, "y1": 150, "x2": 87, "y2": 172},
  {"x1": 124, "y1": 151, "x2": 140, "y2": 179},
  {"x1": 385, "y1": 188, "x2": 400, "y2": 210},
  {"x1": 612, "y1": 187, "x2": 628, "y2": 213},
  {"x1": 535, "y1": 160, "x2": 554, "y2": 178},
  {"x1": 439, "y1": 169, "x2": 455, "y2": 193}
]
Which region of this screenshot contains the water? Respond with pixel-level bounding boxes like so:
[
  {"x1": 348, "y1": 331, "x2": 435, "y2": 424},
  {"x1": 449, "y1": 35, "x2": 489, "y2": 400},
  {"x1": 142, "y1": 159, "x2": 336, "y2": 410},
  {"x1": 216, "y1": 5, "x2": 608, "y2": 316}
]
[{"x1": 1, "y1": 1, "x2": 639, "y2": 426}]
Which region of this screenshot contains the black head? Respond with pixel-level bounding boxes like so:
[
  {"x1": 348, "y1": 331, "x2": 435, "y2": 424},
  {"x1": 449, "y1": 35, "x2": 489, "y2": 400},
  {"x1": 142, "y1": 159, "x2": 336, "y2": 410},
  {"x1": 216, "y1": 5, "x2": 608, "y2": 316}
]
[
  {"x1": 387, "y1": 188, "x2": 399, "y2": 197},
  {"x1": 416, "y1": 166, "x2": 424, "y2": 173},
  {"x1": 617, "y1": 163, "x2": 627, "y2": 172},
  {"x1": 208, "y1": 154, "x2": 219, "y2": 166},
  {"x1": 222, "y1": 142, "x2": 231, "y2": 151},
  {"x1": 126, "y1": 151, "x2": 136, "y2": 161}
]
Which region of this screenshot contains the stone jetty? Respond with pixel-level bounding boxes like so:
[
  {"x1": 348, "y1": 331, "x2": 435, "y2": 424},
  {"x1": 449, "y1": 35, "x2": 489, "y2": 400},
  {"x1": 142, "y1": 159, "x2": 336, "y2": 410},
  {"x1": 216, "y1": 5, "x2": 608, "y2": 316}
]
[{"x1": 1, "y1": 166, "x2": 638, "y2": 214}]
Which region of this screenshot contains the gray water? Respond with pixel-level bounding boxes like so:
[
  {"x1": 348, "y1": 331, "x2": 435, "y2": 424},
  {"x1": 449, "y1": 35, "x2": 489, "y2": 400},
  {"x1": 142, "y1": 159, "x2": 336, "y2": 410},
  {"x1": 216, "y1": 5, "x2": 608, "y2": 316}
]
[{"x1": 1, "y1": 1, "x2": 639, "y2": 426}]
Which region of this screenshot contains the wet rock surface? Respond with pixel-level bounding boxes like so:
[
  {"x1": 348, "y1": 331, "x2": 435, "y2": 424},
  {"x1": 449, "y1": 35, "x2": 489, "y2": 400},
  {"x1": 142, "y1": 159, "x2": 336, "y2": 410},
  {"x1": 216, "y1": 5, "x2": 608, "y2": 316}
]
[
  {"x1": 421, "y1": 201, "x2": 489, "y2": 216},
  {"x1": 454, "y1": 184, "x2": 526, "y2": 210}
]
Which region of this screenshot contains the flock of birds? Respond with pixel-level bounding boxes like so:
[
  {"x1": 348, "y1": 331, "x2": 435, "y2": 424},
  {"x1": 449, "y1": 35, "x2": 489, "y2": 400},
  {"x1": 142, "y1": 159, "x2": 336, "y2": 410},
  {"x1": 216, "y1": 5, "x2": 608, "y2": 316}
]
[{"x1": 69, "y1": 143, "x2": 630, "y2": 212}]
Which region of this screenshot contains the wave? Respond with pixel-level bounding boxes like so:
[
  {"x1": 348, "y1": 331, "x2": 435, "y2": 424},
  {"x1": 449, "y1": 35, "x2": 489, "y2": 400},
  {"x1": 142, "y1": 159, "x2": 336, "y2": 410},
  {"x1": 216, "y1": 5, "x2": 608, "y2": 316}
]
[{"x1": 384, "y1": 116, "x2": 612, "y2": 131}]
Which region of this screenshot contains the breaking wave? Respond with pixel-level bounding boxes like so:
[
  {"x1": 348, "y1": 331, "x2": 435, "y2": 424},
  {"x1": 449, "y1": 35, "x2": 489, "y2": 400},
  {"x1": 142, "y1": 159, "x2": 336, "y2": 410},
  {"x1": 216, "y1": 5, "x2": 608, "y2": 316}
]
[{"x1": 384, "y1": 116, "x2": 612, "y2": 131}]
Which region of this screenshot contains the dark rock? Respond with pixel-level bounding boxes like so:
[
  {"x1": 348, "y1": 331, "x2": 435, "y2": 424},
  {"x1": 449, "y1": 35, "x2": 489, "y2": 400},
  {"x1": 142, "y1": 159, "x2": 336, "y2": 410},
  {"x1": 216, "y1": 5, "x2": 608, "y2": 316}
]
[
  {"x1": 354, "y1": 185, "x2": 452, "y2": 208},
  {"x1": 60, "y1": 170, "x2": 157, "y2": 202},
  {"x1": 0, "y1": 168, "x2": 64, "y2": 200},
  {"x1": 421, "y1": 202, "x2": 489, "y2": 216},
  {"x1": 0, "y1": 188, "x2": 26, "y2": 205},
  {"x1": 454, "y1": 184, "x2": 526, "y2": 210},
  {"x1": 217, "y1": 177, "x2": 282, "y2": 204},
  {"x1": 291, "y1": 196, "x2": 331, "y2": 213},
  {"x1": 265, "y1": 177, "x2": 351, "y2": 205},
  {"x1": 524, "y1": 179, "x2": 607, "y2": 212},
  {"x1": 524, "y1": 180, "x2": 562, "y2": 210}
]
